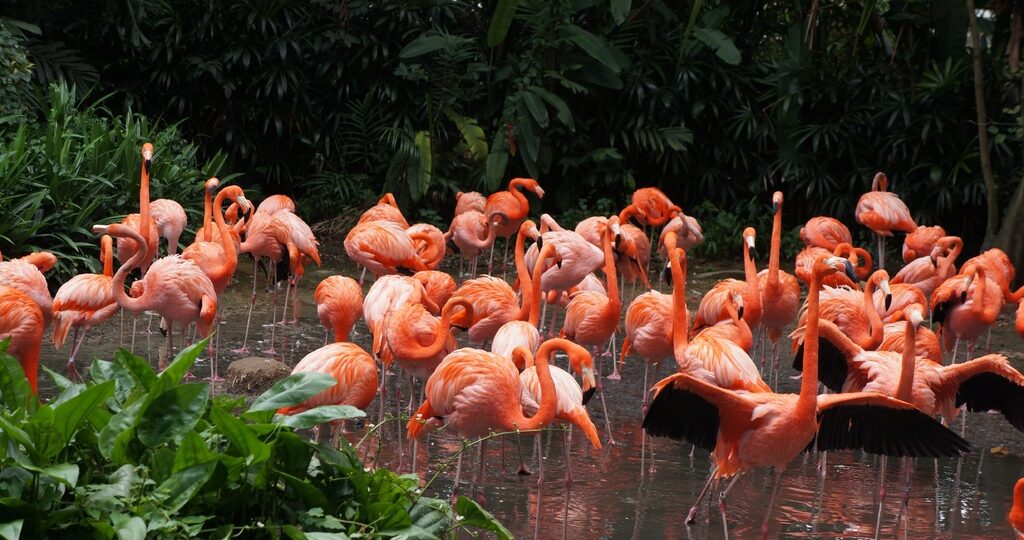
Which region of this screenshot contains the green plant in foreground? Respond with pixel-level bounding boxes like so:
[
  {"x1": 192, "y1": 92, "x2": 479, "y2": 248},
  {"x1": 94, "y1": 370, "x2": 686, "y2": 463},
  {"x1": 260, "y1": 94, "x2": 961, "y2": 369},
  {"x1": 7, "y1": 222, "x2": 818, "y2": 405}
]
[{"x1": 0, "y1": 338, "x2": 510, "y2": 539}]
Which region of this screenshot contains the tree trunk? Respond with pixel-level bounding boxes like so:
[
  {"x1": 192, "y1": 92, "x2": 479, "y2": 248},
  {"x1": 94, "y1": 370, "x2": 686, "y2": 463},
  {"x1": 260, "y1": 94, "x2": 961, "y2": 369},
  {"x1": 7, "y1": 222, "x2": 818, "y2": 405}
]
[
  {"x1": 967, "y1": 0, "x2": 1000, "y2": 243},
  {"x1": 991, "y1": 68, "x2": 1024, "y2": 284}
]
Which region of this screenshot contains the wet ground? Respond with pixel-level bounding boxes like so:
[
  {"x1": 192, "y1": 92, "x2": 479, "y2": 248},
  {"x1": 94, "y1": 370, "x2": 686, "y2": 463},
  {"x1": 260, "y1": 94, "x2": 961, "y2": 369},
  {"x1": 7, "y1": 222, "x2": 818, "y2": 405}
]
[{"x1": 38, "y1": 248, "x2": 1024, "y2": 539}]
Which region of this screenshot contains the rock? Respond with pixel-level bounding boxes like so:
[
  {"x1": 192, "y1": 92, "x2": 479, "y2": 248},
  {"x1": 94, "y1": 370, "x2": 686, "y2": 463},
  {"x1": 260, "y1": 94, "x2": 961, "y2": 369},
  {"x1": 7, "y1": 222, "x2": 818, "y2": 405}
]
[
  {"x1": 225, "y1": 357, "x2": 291, "y2": 396},
  {"x1": 990, "y1": 446, "x2": 1011, "y2": 457}
]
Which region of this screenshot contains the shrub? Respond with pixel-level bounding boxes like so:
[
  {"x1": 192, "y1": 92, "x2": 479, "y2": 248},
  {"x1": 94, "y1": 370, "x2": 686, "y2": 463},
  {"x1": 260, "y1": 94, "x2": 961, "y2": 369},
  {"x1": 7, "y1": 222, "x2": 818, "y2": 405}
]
[{"x1": 0, "y1": 338, "x2": 509, "y2": 539}]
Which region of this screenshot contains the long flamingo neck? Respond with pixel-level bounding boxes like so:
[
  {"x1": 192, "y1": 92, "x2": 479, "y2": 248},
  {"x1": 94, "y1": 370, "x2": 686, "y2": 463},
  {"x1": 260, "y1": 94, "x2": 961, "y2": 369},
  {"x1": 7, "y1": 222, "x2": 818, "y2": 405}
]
[
  {"x1": 139, "y1": 161, "x2": 155, "y2": 265},
  {"x1": 514, "y1": 230, "x2": 533, "y2": 323},
  {"x1": 742, "y1": 239, "x2": 761, "y2": 321},
  {"x1": 671, "y1": 249, "x2": 689, "y2": 358},
  {"x1": 602, "y1": 228, "x2": 620, "y2": 313},
  {"x1": 895, "y1": 318, "x2": 917, "y2": 402},
  {"x1": 213, "y1": 190, "x2": 237, "y2": 261},
  {"x1": 512, "y1": 340, "x2": 561, "y2": 431},
  {"x1": 973, "y1": 268, "x2": 989, "y2": 316},
  {"x1": 111, "y1": 228, "x2": 149, "y2": 313},
  {"x1": 202, "y1": 188, "x2": 213, "y2": 242},
  {"x1": 508, "y1": 182, "x2": 529, "y2": 215},
  {"x1": 418, "y1": 299, "x2": 471, "y2": 358},
  {"x1": 530, "y1": 245, "x2": 555, "y2": 327},
  {"x1": 799, "y1": 270, "x2": 823, "y2": 409},
  {"x1": 769, "y1": 209, "x2": 782, "y2": 282},
  {"x1": 864, "y1": 279, "x2": 883, "y2": 348},
  {"x1": 101, "y1": 235, "x2": 113, "y2": 277}
]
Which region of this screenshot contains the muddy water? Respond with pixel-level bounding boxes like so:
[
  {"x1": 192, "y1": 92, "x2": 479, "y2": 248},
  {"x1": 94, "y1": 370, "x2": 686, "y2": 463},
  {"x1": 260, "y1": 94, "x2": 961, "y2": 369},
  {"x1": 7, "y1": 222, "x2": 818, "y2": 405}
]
[{"x1": 38, "y1": 251, "x2": 1024, "y2": 539}]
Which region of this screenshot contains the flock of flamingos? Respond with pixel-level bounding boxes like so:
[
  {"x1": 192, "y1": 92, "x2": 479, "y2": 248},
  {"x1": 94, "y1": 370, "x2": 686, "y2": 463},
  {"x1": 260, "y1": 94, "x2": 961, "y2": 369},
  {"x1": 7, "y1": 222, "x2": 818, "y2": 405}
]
[{"x1": 3, "y1": 143, "x2": 1024, "y2": 538}]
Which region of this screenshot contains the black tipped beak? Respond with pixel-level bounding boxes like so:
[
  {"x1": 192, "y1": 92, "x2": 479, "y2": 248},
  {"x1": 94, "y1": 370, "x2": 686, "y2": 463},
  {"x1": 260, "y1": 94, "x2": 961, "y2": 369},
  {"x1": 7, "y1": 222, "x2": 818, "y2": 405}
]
[
  {"x1": 615, "y1": 233, "x2": 622, "y2": 247},
  {"x1": 582, "y1": 387, "x2": 596, "y2": 405},
  {"x1": 144, "y1": 158, "x2": 152, "y2": 175},
  {"x1": 959, "y1": 291, "x2": 967, "y2": 303},
  {"x1": 536, "y1": 236, "x2": 543, "y2": 250},
  {"x1": 884, "y1": 294, "x2": 892, "y2": 311},
  {"x1": 737, "y1": 306, "x2": 745, "y2": 320},
  {"x1": 446, "y1": 236, "x2": 460, "y2": 254},
  {"x1": 663, "y1": 266, "x2": 673, "y2": 287},
  {"x1": 843, "y1": 261, "x2": 856, "y2": 282},
  {"x1": 930, "y1": 256, "x2": 937, "y2": 266},
  {"x1": 771, "y1": 202, "x2": 780, "y2": 214},
  {"x1": 749, "y1": 250, "x2": 757, "y2": 262},
  {"x1": 556, "y1": 259, "x2": 562, "y2": 269}
]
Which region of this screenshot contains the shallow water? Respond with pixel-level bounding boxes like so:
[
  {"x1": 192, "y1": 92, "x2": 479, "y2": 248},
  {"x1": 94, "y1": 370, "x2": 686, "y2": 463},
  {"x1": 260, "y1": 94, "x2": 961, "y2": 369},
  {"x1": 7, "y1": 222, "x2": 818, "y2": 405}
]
[{"x1": 39, "y1": 250, "x2": 1024, "y2": 539}]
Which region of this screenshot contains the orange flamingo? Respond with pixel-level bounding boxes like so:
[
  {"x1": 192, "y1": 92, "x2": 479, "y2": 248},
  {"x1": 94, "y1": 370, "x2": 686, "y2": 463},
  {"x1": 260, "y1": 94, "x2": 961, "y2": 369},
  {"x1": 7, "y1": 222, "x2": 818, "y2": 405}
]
[
  {"x1": 525, "y1": 214, "x2": 603, "y2": 304},
  {"x1": 413, "y1": 270, "x2": 457, "y2": 313},
  {"x1": 358, "y1": 193, "x2": 409, "y2": 228},
  {"x1": 314, "y1": 276, "x2": 363, "y2": 344},
  {"x1": 644, "y1": 255, "x2": 968, "y2": 537},
  {"x1": 693, "y1": 227, "x2": 761, "y2": 332},
  {"x1": 575, "y1": 216, "x2": 651, "y2": 289},
  {"x1": 796, "y1": 269, "x2": 891, "y2": 353},
  {"x1": 758, "y1": 191, "x2": 801, "y2": 374},
  {"x1": 491, "y1": 221, "x2": 546, "y2": 359},
  {"x1": 694, "y1": 294, "x2": 754, "y2": 353},
  {"x1": 891, "y1": 238, "x2": 960, "y2": 300},
  {"x1": 383, "y1": 296, "x2": 474, "y2": 381},
  {"x1": 620, "y1": 289, "x2": 672, "y2": 411},
  {"x1": 95, "y1": 223, "x2": 217, "y2": 356},
  {"x1": 257, "y1": 194, "x2": 296, "y2": 215},
  {"x1": 1017, "y1": 300, "x2": 1024, "y2": 340},
  {"x1": 407, "y1": 339, "x2": 581, "y2": 497},
  {"x1": 619, "y1": 187, "x2": 680, "y2": 227},
  {"x1": 266, "y1": 209, "x2": 321, "y2": 324},
  {"x1": 903, "y1": 224, "x2": 946, "y2": 264},
  {"x1": 150, "y1": 198, "x2": 187, "y2": 255},
  {"x1": 454, "y1": 191, "x2": 486, "y2": 216},
  {"x1": 1012, "y1": 477, "x2": 1024, "y2": 538},
  {"x1": 961, "y1": 248, "x2": 1022, "y2": 303},
  {"x1": 406, "y1": 223, "x2": 446, "y2": 270},
  {"x1": 794, "y1": 242, "x2": 871, "y2": 288},
  {"x1": 0, "y1": 252, "x2": 56, "y2": 327},
  {"x1": 116, "y1": 143, "x2": 159, "y2": 275},
  {"x1": 658, "y1": 214, "x2": 703, "y2": 258},
  {"x1": 446, "y1": 210, "x2": 506, "y2": 275},
  {"x1": 799, "y1": 216, "x2": 851, "y2": 250},
  {"x1": 277, "y1": 341, "x2": 378, "y2": 443},
  {"x1": 932, "y1": 265, "x2": 1004, "y2": 363},
  {"x1": 344, "y1": 220, "x2": 429, "y2": 282},
  {"x1": 874, "y1": 282, "x2": 927, "y2": 324},
  {"x1": 484, "y1": 177, "x2": 544, "y2": 269},
  {"x1": 0, "y1": 285, "x2": 44, "y2": 394},
  {"x1": 182, "y1": 182, "x2": 253, "y2": 294},
  {"x1": 363, "y1": 275, "x2": 438, "y2": 363},
  {"x1": 52, "y1": 234, "x2": 117, "y2": 378},
  {"x1": 235, "y1": 201, "x2": 290, "y2": 353},
  {"x1": 855, "y1": 172, "x2": 916, "y2": 269},
  {"x1": 879, "y1": 316, "x2": 942, "y2": 364}
]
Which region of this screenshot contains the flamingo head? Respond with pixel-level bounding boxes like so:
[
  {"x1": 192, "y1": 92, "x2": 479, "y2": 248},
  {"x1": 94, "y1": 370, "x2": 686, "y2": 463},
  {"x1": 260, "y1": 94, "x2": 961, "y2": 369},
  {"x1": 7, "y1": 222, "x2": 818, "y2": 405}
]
[
  {"x1": 905, "y1": 304, "x2": 925, "y2": 328},
  {"x1": 771, "y1": 191, "x2": 783, "y2": 214},
  {"x1": 141, "y1": 143, "x2": 154, "y2": 173},
  {"x1": 817, "y1": 255, "x2": 856, "y2": 282},
  {"x1": 205, "y1": 177, "x2": 220, "y2": 194},
  {"x1": 872, "y1": 171, "x2": 889, "y2": 192},
  {"x1": 880, "y1": 278, "x2": 892, "y2": 311}
]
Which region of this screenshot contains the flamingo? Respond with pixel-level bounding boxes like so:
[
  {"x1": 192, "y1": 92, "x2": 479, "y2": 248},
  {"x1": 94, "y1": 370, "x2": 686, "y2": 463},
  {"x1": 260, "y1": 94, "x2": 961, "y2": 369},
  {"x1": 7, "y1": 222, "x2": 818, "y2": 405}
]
[
  {"x1": 181, "y1": 182, "x2": 253, "y2": 294},
  {"x1": 658, "y1": 214, "x2": 703, "y2": 258},
  {"x1": 358, "y1": 193, "x2": 409, "y2": 228},
  {"x1": 903, "y1": 225, "x2": 946, "y2": 264},
  {"x1": 446, "y1": 210, "x2": 506, "y2": 275},
  {"x1": 693, "y1": 227, "x2": 761, "y2": 332},
  {"x1": 644, "y1": 255, "x2": 969, "y2": 538},
  {"x1": 932, "y1": 265, "x2": 1004, "y2": 363},
  {"x1": 454, "y1": 191, "x2": 486, "y2": 216},
  {"x1": 344, "y1": 220, "x2": 429, "y2": 282},
  {"x1": 257, "y1": 194, "x2": 296, "y2": 215},
  {"x1": 561, "y1": 216, "x2": 624, "y2": 378},
  {"x1": 413, "y1": 271, "x2": 456, "y2": 314},
  {"x1": 855, "y1": 172, "x2": 916, "y2": 269},
  {"x1": 0, "y1": 285, "x2": 44, "y2": 394},
  {"x1": 314, "y1": 276, "x2": 363, "y2": 344},
  {"x1": 620, "y1": 289, "x2": 672, "y2": 412},
  {"x1": 1017, "y1": 300, "x2": 1024, "y2": 340},
  {"x1": 874, "y1": 283, "x2": 927, "y2": 324},
  {"x1": 491, "y1": 221, "x2": 546, "y2": 359},
  {"x1": 150, "y1": 198, "x2": 187, "y2": 255},
  {"x1": 406, "y1": 338, "x2": 583, "y2": 498},
  {"x1": 961, "y1": 248, "x2": 1023, "y2": 303},
  {"x1": 619, "y1": 187, "x2": 680, "y2": 227},
  {"x1": 799, "y1": 216, "x2": 852, "y2": 250},
  {"x1": 406, "y1": 223, "x2": 446, "y2": 270},
  {"x1": 575, "y1": 216, "x2": 651, "y2": 290},
  {"x1": 0, "y1": 252, "x2": 56, "y2": 327},
  {"x1": 94, "y1": 223, "x2": 217, "y2": 357},
  {"x1": 1012, "y1": 477, "x2": 1024, "y2": 538},
  {"x1": 525, "y1": 214, "x2": 603, "y2": 328},
  {"x1": 794, "y1": 243, "x2": 870, "y2": 288},
  {"x1": 891, "y1": 239, "x2": 959, "y2": 300},
  {"x1": 363, "y1": 275, "x2": 438, "y2": 363},
  {"x1": 52, "y1": 234, "x2": 117, "y2": 378},
  {"x1": 116, "y1": 143, "x2": 159, "y2": 275},
  {"x1": 267, "y1": 209, "x2": 321, "y2": 325},
  {"x1": 484, "y1": 177, "x2": 544, "y2": 270},
  {"x1": 796, "y1": 269, "x2": 891, "y2": 353},
  {"x1": 276, "y1": 341, "x2": 378, "y2": 443},
  {"x1": 383, "y1": 297, "x2": 474, "y2": 381},
  {"x1": 758, "y1": 191, "x2": 801, "y2": 376},
  {"x1": 694, "y1": 294, "x2": 753, "y2": 353},
  {"x1": 235, "y1": 201, "x2": 290, "y2": 353},
  {"x1": 878, "y1": 316, "x2": 942, "y2": 364}
]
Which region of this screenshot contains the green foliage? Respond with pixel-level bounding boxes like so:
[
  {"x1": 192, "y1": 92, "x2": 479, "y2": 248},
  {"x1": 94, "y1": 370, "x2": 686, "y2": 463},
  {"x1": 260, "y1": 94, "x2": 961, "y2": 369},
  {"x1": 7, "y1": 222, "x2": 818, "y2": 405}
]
[
  {"x1": 0, "y1": 23, "x2": 34, "y2": 121},
  {"x1": 0, "y1": 340, "x2": 507, "y2": 538},
  {"x1": 0, "y1": 82, "x2": 234, "y2": 281}
]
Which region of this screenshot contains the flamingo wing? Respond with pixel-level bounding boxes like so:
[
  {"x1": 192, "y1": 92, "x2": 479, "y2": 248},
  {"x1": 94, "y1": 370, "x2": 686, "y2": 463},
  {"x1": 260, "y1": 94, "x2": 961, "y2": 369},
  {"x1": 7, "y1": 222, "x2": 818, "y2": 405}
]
[
  {"x1": 937, "y1": 354, "x2": 1024, "y2": 431},
  {"x1": 815, "y1": 392, "x2": 969, "y2": 457},
  {"x1": 642, "y1": 373, "x2": 757, "y2": 451}
]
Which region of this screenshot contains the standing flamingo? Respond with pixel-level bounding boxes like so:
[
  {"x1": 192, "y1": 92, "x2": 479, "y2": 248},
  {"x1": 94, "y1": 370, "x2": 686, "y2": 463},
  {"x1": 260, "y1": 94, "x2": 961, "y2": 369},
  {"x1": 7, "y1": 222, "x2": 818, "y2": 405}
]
[
  {"x1": 277, "y1": 341, "x2": 378, "y2": 443},
  {"x1": 961, "y1": 248, "x2": 1022, "y2": 303},
  {"x1": 407, "y1": 338, "x2": 583, "y2": 498},
  {"x1": 693, "y1": 227, "x2": 761, "y2": 332},
  {"x1": 383, "y1": 297, "x2": 474, "y2": 380},
  {"x1": 150, "y1": 198, "x2": 187, "y2": 255},
  {"x1": 235, "y1": 201, "x2": 289, "y2": 353},
  {"x1": 644, "y1": 255, "x2": 968, "y2": 538},
  {"x1": 932, "y1": 265, "x2": 1004, "y2": 363},
  {"x1": 794, "y1": 243, "x2": 870, "y2": 288},
  {"x1": 0, "y1": 252, "x2": 56, "y2": 327},
  {"x1": 406, "y1": 223, "x2": 446, "y2": 270},
  {"x1": 315, "y1": 276, "x2": 363, "y2": 344},
  {"x1": 52, "y1": 235, "x2": 117, "y2": 378},
  {"x1": 267, "y1": 210, "x2": 321, "y2": 325},
  {"x1": 484, "y1": 178, "x2": 544, "y2": 270},
  {"x1": 658, "y1": 214, "x2": 704, "y2": 257},
  {"x1": 891, "y1": 238, "x2": 959, "y2": 299},
  {"x1": 446, "y1": 210, "x2": 506, "y2": 275},
  {"x1": 796, "y1": 269, "x2": 891, "y2": 352},
  {"x1": 620, "y1": 289, "x2": 672, "y2": 412},
  {"x1": 116, "y1": 143, "x2": 160, "y2": 275},
  {"x1": 1016, "y1": 300, "x2": 1024, "y2": 340},
  {"x1": 182, "y1": 182, "x2": 253, "y2": 294},
  {"x1": 413, "y1": 271, "x2": 457, "y2": 313},
  {"x1": 903, "y1": 225, "x2": 946, "y2": 264},
  {"x1": 95, "y1": 223, "x2": 217, "y2": 357},
  {"x1": 358, "y1": 193, "x2": 410, "y2": 228},
  {"x1": 619, "y1": 187, "x2": 680, "y2": 227},
  {"x1": 344, "y1": 220, "x2": 429, "y2": 281},
  {"x1": 0, "y1": 286, "x2": 44, "y2": 394},
  {"x1": 257, "y1": 194, "x2": 296, "y2": 215},
  {"x1": 855, "y1": 172, "x2": 916, "y2": 269},
  {"x1": 454, "y1": 191, "x2": 486, "y2": 216},
  {"x1": 758, "y1": 191, "x2": 801, "y2": 376},
  {"x1": 799, "y1": 216, "x2": 852, "y2": 250}
]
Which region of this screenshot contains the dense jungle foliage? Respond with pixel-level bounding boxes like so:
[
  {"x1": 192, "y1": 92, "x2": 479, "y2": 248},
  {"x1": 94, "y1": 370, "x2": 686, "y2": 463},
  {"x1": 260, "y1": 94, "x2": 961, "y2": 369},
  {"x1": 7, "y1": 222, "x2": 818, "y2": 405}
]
[{"x1": 3, "y1": 0, "x2": 1024, "y2": 270}]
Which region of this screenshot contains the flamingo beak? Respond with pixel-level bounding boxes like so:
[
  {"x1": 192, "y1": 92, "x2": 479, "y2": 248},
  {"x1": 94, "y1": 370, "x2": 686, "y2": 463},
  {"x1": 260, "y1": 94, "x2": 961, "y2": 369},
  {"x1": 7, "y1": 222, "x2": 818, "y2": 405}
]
[
  {"x1": 771, "y1": 201, "x2": 780, "y2": 214},
  {"x1": 737, "y1": 305, "x2": 745, "y2": 320},
  {"x1": 535, "y1": 235, "x2": 543, "y2": 250},
  {"x1": 909, "y1": 308, "x2": 924, "y2": 328},
  {"x1": 535, "y1": 186, "x2": 545, "y2": 198},
  {"x1": 745, "y1": 235, "x2": 756, "y2": 260},
  {"x1": 663, "y1": 263, "x2": 673, "y2": 286},
  {"x1": 582, "y1": 367, "x2": 597, "y2": 404},
  {"x1": 880, "y1": 280, "x2": 892, "y2": 310},
  {"x1": 237, "y1": 195, "x2": 254, "y2": 213},
  {"x1": 143, "y1": 148, "x2": 153, "y2": 174},
  {"x1": 92, "y1": 224, "x2": 109, "y2": 234}
]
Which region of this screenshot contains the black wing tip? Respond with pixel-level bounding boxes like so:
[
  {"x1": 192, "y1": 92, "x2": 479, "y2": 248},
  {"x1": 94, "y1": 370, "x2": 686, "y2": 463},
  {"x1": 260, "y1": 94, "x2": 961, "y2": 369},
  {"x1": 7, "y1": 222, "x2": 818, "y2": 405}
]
[
  {"x1": 816, "y1": 404, "x2": 970, "y2": 458},
  {"x1": 641, "y1": 383, "x2": 719, "y2": 452},
  {"x1": 956, "y1": 372, "x2": 1024, "y2": 432}
]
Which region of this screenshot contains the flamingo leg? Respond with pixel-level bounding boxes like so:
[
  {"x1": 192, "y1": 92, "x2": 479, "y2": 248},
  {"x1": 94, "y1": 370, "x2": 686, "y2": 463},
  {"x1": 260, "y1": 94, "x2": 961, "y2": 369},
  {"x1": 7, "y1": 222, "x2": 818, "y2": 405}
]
[
  {"x1": 877, "y1": 234, "x2": 885, "y2": 271},
  {"x1": 718, "y1": 473, "x2": 743, "y2": 540},
  {"x1": 119, "y1": 309, "x2": 124, "y2": 348},
  {"x1": 266, "y1": 265, "x2": 279, "y2": 355},
  {"x1": 166, "y1": 320, "x2": 174, "y2": 358},
  {"x1": 473, "y1": 439, "x2": 488, "y2": 502},
  {"x1": 359, "y1": 266, "x2": 367, "y2": 286},
  {"x1": 145, "y1": 312, "x2": 156, "y2": 334},
  {"x1": 640, "y1": 362, "x2": 650, "y2": 416},
  {"x1": 67, "y1": 326, "x2": 87, "y2": 381},
  {"x1": 279, "y1": 276, "x2": 293, "y2": 327},
  {"x1": 131, "y1": 316, "x2": 138, "y2": 354},
  {"x1": 516, "y1": 430, "x2": 532, "y2": 475},
  {"x1": 502, "y1": 238, "x2": 511, "y2": 272},
  {"x1": 950, "y1": 337, "x2": 960, "y2": 365},
  {"x1": 563, "y1": 426, "x2": 573, "y2": 490},
  {"x1": 686, "y1": 469, "x2": 717, "y2": 524},
  {"x1": 487, "y1": 244, "x2": 495, "y2": 275},
  {"x1": 451, "y1": 447, "x2": 464, "y2": 503},
  {"x1": 875, "y1": 455, "x2": 888, "y2": 540},
  {"x1": 593, "y1": 349, "x2": 616, "y2": 445},
  {"x1": 234, "y1": 256, "x2": 260, "y2": 354},
  {"x1": 606, "y1": 334, "x2": 621, "y2": 380},
  {"x1": 761, "y1": 468, "x2": 785, "y2": 540}
]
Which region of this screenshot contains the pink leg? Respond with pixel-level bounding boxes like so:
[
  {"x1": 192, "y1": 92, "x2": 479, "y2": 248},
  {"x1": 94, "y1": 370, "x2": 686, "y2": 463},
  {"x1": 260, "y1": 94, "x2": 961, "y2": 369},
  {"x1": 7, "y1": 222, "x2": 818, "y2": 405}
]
[
  {"x1": 233, "y1": 257, "x2": 260, "y2": 354},
  {"x1": 264, "y1": 265, "x2": 279, "y2": 355},
  {"x1": 67, "y1": 326, "x2": 85, "y2": 381},
  {"x1": 718, "y1": 474, "x2": 743, "y2": 539}
]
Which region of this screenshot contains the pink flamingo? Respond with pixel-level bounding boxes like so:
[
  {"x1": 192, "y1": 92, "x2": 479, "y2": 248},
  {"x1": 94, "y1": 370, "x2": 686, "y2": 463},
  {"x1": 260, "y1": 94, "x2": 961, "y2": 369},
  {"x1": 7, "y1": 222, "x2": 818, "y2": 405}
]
[
  {"x1": 150, "y1": 198, "x2": 187, "y2": 255},
  {"x1": 52, "y1": 235, "x2": 117, "y2": 378},
  {"x1": 358, "y1": 193, "x2": 409, "y2": 228},
  {"x1": 484, "y1": 177, "x2": 544, "y2": 270},
  {"x1": 0, "y1": 252, "x2": 56, "y2": 327},
  {"x1": 0, "y1": 285, "x2": 44, "y2": 394},
  {"x1": 855, "y1": 172, "x2": 916, "y2": 269},
  {"x1": 758, "y1": 191, "x2": 801, "y2": 377},
  {"x1": 315, "y1": 276, "x2": 363, "y2": 344},
  {"x1": 413, "y1": 270, "x2": 457, "y2": 313},
  {"x1": 454, "y1": 191, "x2": 486, "y2": 216},
  {"x1": 903, "y1": 225, "x2": 947, "y2": 264},
  {"x1": 116, "y1": 143, "x2": 159, "y2": 275},
  {"x1": 799, "y1": 216, "x2": 852, "y2": 250},
  {"x1": 693, "y1": 227, "x2": 762, "y2": 332}
]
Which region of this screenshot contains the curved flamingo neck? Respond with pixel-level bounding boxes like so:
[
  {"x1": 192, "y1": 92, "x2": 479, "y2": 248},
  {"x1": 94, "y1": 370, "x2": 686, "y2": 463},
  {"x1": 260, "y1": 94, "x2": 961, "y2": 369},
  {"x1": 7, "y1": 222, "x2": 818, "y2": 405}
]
[
  {"x1": 511, "y1": 339, "x2": 562, "y2": 431},
  {"x1": 726, "y1": 303, "x2": 753, "y2": 350},
  {"x1": 139, "y1": 155, "x2": 156, "y2": 268},
  {"x1": 513, "y1": 226, "x2": 533, "y2": 323},
  {"x1": 863, "y1": 278, "x2": 884, "y2": 348},
  {"x1": 506, "y1": 181, "x2": 529, "y2": 217},
  {"x1": 971, "y1": 267, "x2": 991, "y2": 319},
  {"x1": 800, "y1": 267, "x2": 825, "y2": 410},
  {"x1": 742, "y1": 238, "x2": 761, "y2": 322},
  {"x1": 530, "y1": 244, "x2": 556, "y2": 327},
  {"x1": 895, "y1": 318, "x2": 917, "y2": 402},
  {"x1": 110, "y1": 226, "x2": 150, "y2": 314},
  {"x1": 213, "y1": 189, "x2": 237, "y2": 262},
  {"x1": 769, "y1": 208, "x2": 782, "y2": 283},
  {"x1": 415, "y1": 298, "x2": 473, "y2": 358},
  {"x1": 202, "y1": 187, "x2": 213, "y2": 242},
  {"x1": 100, "y1": 235, "x2": 113, "y2": 277},
  {"x1": 671, "y1": 248, "x2": 689, "y2": 359},
  {"x1": 601, "y1": 226, "x2": 620, "y2": 316}
]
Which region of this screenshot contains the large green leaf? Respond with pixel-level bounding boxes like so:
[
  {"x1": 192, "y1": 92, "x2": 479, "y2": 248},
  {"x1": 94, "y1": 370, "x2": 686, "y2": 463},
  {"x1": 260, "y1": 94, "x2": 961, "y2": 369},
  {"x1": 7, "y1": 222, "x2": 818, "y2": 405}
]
[
  {"x1": 563, "y1": 25, "x2": 621, "y2": 73},
  {"x1": 444, "y1": 110, "x2": 488, "y2": 162},
  {"x1": 154, "y1": 338, "x2": 208, "y2": 391},
  {"x1": 529, "y1": 87, "x2": 574, "y2": 131},
  {"x1": 137, "y1": 383, "x2": 209, "y2": 447},
  {"x1": 454, "y1": 496, "x2": 512, "y2": 539},
  {"x1": 40, "y1": 380, "x2": 114, "y2": 458},
  {"x1": 113, "y1": 515, "x2": 146, "y2": 540},
  {"x1": 114, "y1": 349, "x2": 157, "y2": 392},
  {"x1": 0, "y1": 519, "x2": 23, "y2": 540},
  {"x1": 21, "y1": 462, "x2": 79, "y2": 487},
  {"x1": 399, "y1": 35, "x2": 448, "y2": 59},
  {"x1": 279, "y1": 405, "x2": 365, "y2": 429},
  {"x1": 486, "y1": 0, "x2": 520, "y2": 47},
  {"x1": 610, "y1": 0, "x2": 631, "y2": 24},
  {"x1": 248, "y1": 372, "x2": 337, "y2": 413},
  {"x1": 209, "y1": 405, "x2": 271, "y2": 463},
  {"x1": 0, "y1": 347, "x2": 29, "y2": 410},
  {"x1": 693, "y1": 28, "x2": 741, "y2": 65},
  {"x1": 484, "y1": 144, "x2": 509, "y2": 192},
  {"x1": 153, "y1": 460, "x2": 216, "y2": 513},
  {"x1": 98, "y1": 398, "x2": 146, "y2": 462},
  {"x1": 522, "y1": 90, "x2": 549, "y2": 129}
]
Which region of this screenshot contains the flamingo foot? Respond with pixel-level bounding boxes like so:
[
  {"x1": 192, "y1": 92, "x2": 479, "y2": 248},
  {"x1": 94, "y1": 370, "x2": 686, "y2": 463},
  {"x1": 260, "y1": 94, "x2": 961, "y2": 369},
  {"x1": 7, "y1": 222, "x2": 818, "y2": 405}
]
[
  {"x1": 606, "y1": 366, "x2": 621, "y2": 381},
  {"x1": 231, "y1": 346, "x2": 250, "y2": 354},
  {"x1": 517, "y1": 463, "x2": 533, "y2": 476},
  {"x1": 67, "y1": 361, "x2": 82, "y2": 383},
  {"x1": 205, "y1": 373, "x2": 224, "y2": 382}
]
